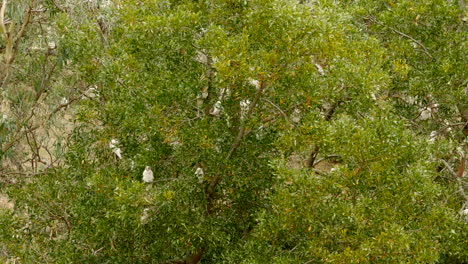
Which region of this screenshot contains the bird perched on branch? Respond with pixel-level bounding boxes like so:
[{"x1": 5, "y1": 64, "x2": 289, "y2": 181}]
[
  {"x1": 210, "y1": 101, "x2": 222, "y2": 116},
  {"x1": 195, "y1": 167, "x2": 204, "y2": 183},
  {"x1": 142, "y1": 166, "x2": 154, "y2": 183},
  {"x1": 109, "y1": 139, "x2": 122, "y2": 159}
]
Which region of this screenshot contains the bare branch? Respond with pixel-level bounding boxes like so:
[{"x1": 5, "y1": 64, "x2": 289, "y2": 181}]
[
  {"x1": 261, "y1": 98, "x2": 291, "y2": 124},
  {"x1": 0, "y1": 0, "x2": 7, "y2": 38},
  {"x1": 441, "y1": 159, "x2": 458, "y2": 178}
]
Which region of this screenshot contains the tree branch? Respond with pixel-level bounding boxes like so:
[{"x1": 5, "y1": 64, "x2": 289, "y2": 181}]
[
  {"x1": 0, "y1": 0, "x2": 7, "y2": 38},
  {"x1": 367, "y1": 16, "x2": 433, "y2": 59}
]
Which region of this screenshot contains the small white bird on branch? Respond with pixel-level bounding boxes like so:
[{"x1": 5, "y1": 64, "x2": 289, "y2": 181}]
[
  {"x1": 240, "y1": 99, "x2": 251, "y2": 120},
  {"x1": 248, "y1": 78, "x2": 261, "y2": 90},
  {"x1": 84, "y1": 86, "x2": 99, "y2": 98},
  {"x1": 195, "y1": 167, "x2": 204, "y2": 183},
  {"x1": 109, "y1": 139, "x2": 122, "y2": 159},
  {"x1": 428, "y1": 131, "x2": 437, "y2": 143},
  {"x1": 142, "y1": 166, "x2": 154, "y2": 183},
  {"x1": 210, "y1": 100, "x2": 222, "y2": 116},
  {"x1": 417, "y1": 107, "x2": 432, "y2": 121}
]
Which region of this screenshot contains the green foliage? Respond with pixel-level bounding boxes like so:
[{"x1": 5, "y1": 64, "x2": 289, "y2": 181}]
[{"x1": 1, "y1": 0, "x2": 466, "y2": 263}]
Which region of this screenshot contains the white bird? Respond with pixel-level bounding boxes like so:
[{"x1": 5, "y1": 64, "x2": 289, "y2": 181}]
[
  {"x1": 248, "y1": 78, "x2": 261, "y2": 90},
  {"x1": 195, "y1": 167, "x2": 204, "y2": 183},
  {"x1": 219, "y1": 88, "x2": 231, "y2": 100},
  {"x1": 60, "y1": 97, "x2": 69, "y2": 105},
  {"x1": 84, "y1": 86, "x2": 99, "y2": 98},
  {"x1": 418, "y1": 107, "x2": 432, "y2": 121},
  {"x1": 113, "y1": 148, "x2": 122, "y2": 159},
  {"x1": 109, "y1": 139, "x2": 119, "y2": 148},
  {"x1": 210, "y1": 100, "x2": 222, "y2": 116},
  {"x1": 109, "y1": 139, "x2": 122, "y2": 159},
  {"x1": 429, "y1": 131, "x2": 437, "y2": 142},
  {"x1": 140, "y1": 208, "x2": 150, "y2": 223},
  {"x1": 460, "y1": 205, "x2": 468, "y2": 220},
  {"x1": 240, "y1": 99, "x2": 251, "y2": 120},
  {"x1": 142, "y1": 166, "x2": 154, "y2": 183}
]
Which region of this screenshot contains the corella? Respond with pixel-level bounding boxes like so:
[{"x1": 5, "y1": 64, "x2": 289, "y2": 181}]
[{"x1": 142, "y1": 166, "x2": 154, "y2": 183}]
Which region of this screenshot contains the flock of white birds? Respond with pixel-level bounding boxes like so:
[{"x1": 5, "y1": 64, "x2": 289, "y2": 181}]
[{"x1": 108, "y1": 138, "x2": 205, "y2": 184}]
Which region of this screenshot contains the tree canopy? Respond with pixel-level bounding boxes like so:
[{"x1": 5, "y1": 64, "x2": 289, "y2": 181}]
[{"x1": 1, "y1": 0, "x2": 467, "y2": 263}]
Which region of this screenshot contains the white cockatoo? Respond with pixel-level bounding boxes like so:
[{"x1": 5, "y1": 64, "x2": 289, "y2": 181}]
[
  {"x1": 418, "y1": 107, "x2": 432, "y2": 121},
  {"x1": 461, "y1": 208, "x2": 468, "y2": 217},
  {"x1": 109, "y1": 139, "x2": 122, "y2": 159},
  {"x1": 219, "y1": 88, "x2": 231, "y2": 100},
  {"x1": 142, "y1": 166, "x2": 154, "y2": 183},
  {"x1": 210, "y1": 100, "x2": 222, "y2": 116},
  {"x1": 428, "y1": 131, "x2": 437, "y2": 143},
  {"x1": 240, "y1": 99, "x2": 251, "y2": 120},
  {"x1": 195, "y1": 167, "x2": 204, "y2": 183},
  {"x1": 140, "y1": 208, "x2": 150, "y2": 223},
  {"x1": 84, "y1": 86, "x2": 99, "y2": 98},
  {"x1": 248, "y1": 78, "x2": 261, "y2": 90},
  {"x1": 60, "y1": 97, "x2": 69, "y2": 105}
]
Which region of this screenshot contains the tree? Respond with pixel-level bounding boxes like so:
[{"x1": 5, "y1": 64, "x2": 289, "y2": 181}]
[{"x1": 1, "y1": 0, "x2": 466, "y2": 263}]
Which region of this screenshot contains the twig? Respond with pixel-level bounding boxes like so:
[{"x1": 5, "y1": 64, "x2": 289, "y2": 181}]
[
  {"x1": 48, "y1": 95, "x2": 81, "y2": 120},
  {"x1": 50, "y1": 0, "x2": 66, "y2": 13},
  {"x1": 367, "y1": 16, "x2": 433, "y2": 59},
  {"x1": 261, "y1": 98, "x2": 291, "y2": 124},
  {"x1": 313, "y1": 154, "x2": 340, "y2": 167}
]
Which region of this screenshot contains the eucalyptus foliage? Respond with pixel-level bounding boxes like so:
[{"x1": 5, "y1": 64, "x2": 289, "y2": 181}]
[{"x1": 1, "y1": 0, "x2": 466, "y2": 263}]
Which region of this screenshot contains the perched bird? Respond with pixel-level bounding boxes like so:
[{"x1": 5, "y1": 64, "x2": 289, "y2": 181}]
[
  {"x1": 195, "y1": 167, "x2": 204, "y2": 183},
  {"x1": 418, "y1": 107, "x2": 432, "y2": 121},
  {"x1": 60, "y1": 97, "x2": 69, "y2": 106},
  {"x1": 109, "y1": 139, "x2": 122, "y2": 159},
  {"x1": 428, "y1": 131, "x2": 437, "y2": 142},
  {"x1": 210, "y1": 101, "x2": 222, "y2": 116},
  {"x1": 140, "y1": 208, "x2": 150, "y2": 223},
  {"x1": 461, "y1": 208, "x2": 468, "y2": 217},
  {"x1": 84, "y1": 86, "x2": 99, "y2": 98},
  {"x1": 248, "y1": 78, "x2": 261, "y2": 90},
  {"x1": 142, "y1": 166, "x2": 154, "y2": 183},
  {"x1": 219, "y1": 88, "x2": 231, "y2": 100},
  {"x1": 240, "y1": 99, "x2": 251, "y2": 120}
]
